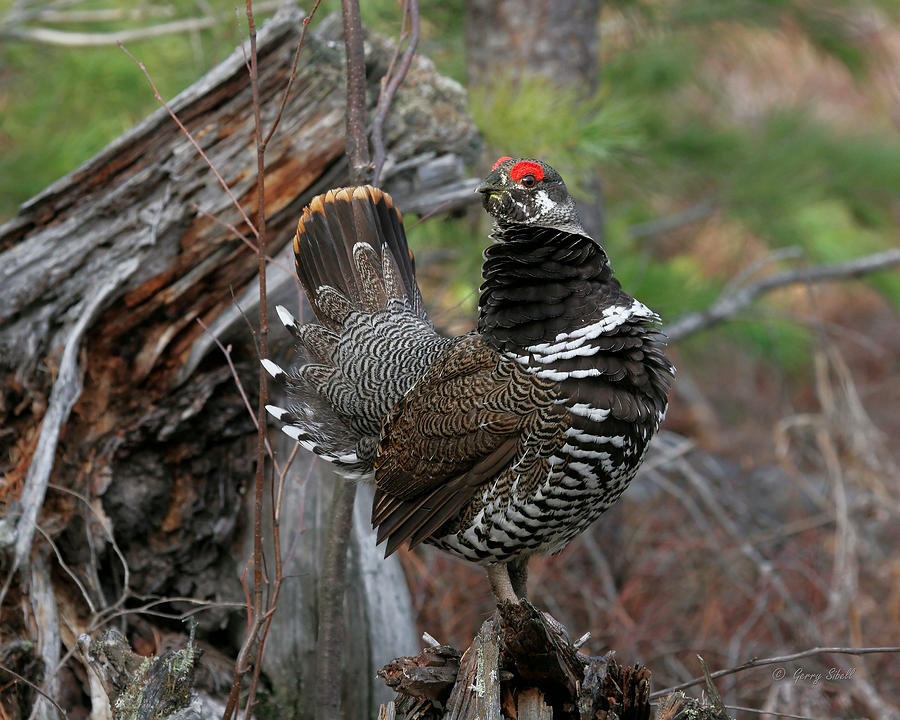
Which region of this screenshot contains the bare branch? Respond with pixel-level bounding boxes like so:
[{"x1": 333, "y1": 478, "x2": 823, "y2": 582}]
[
  {"x1": 627, "y1": 198, "x2": 715, "y2": 240},
  {"x1": 341, "y1": 0, "x2": 371, "y2": 183},
  {"x1": 724, "y1": 704, "x2": 817, "y2": 719},
  {"x1": 650, "y1": 646, "x2": 900, "y2": 699},
  {"x1": 0, "y1": 661, "x2": 68, "y2": 719},
  {"x1": 21, "y1": 7, "x2": 177, "y2": 24},
  {"x1": 371, "y1": 0, "x2": 420, "y2": 187},
  {"x1": 34, "y1": 525, "x2": 97, "y2": 615},
  {"x1": 191, "y1": 203, "x2": 295, "y2": 277},
  {"x1": 262, "y1": 0, "x2": 324, "y2": 149},
  {"x1": 195, "y1": 319, "x2": 279, "y2": 472},
  {"x1": 47, "y1": 483, "x2": 132, "y2": 616},
  {"x1": 245, "y1": 4, "x2": 273, "y2": 719},
  {"x1": 4, "y1": 17, "x2": 220, "y2": 47},
  {"x1": 1, "y1": 1, "x2": 285, "y2": 47},
  {"x1": 666, "y1": 248, "x2": 900, "y2": 342}
]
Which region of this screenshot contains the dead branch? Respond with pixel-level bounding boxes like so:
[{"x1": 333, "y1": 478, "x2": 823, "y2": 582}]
[
  {"x1": 0, "y1": 1, "x2": 284, "y2": 47},
  {"x1": 649, "y1": 646, "x2": 900, "y2": 699},
  {"x1": 666, "y1": 248, "x2": 900, "y2": 342},
  {"x1": 371, "y1": 0, "x2": 421, "y2": 187},
  {"x1": 627, "y1": 199, "x2": 716, "y2": 240},
  {"x1": 5, "y1": 17, "x2": 220, "y2": 46},
  {"x1": 118, "y1": 42, "x2": 258, "y2": 239},
  {"x1": 312, "y1": 1, "x2": 408, "y2": 716},
  {"x1": 341, "y1": 0, "x2": 371, "y2": 184}
]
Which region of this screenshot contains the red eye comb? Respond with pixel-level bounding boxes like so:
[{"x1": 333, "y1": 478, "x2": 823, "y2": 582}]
[
  {"x1": 509, "y1": 161, "x2": 544, "y2": 183},
  {"x1": 491, "y1": 156, "x2": 513, "y2": 171}
]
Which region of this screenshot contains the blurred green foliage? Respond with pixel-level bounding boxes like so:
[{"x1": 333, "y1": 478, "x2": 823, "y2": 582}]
[
  {"x1": 1, "y1": 0, "x2": 897, "y2": 366},
  {"x1": 462, "y1": 0, "x2": 900, "y2": 366},
  {"x1": 0, "y1": 0, "x2": 263, "y2": 218}
]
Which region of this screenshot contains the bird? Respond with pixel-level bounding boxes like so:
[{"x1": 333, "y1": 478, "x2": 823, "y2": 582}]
[{"x1": 263, "y1": 157, "x2": 674, "y2": 605}]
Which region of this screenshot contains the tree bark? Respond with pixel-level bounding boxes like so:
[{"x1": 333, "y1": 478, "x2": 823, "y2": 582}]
[
  {"x1": 0, "y1": 7, "x2": 480, "y2": 719},
  {"x1": 378, "y1": 601, "x2": 660, "y2": 720},
  {"x1": 465, "y1": 0, "x2": 600, "y2": 93}
]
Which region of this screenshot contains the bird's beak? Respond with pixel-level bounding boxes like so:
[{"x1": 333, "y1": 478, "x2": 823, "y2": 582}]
[{"x1": 476, "y1": 176, "x2": 503, "y2": 196}]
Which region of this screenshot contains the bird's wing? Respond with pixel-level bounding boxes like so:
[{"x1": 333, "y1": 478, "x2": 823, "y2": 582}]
[{"x1": 372, "y1": 334, "x2": 564, "y2": 555}]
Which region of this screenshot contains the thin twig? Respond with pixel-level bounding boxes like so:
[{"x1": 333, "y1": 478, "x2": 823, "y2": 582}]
[
  {"x1": 650, "y1": 646, "x2": 900, "y2": 699},
  {"x1": 193, "y1": 203, "x2": 297, "y2": 276},
  {"x1": 245, "y1": 1, "x2": 270, "y2": 716},
  {"x1": 6, "y1": 17, "x2": 221, "y2": 47},
  {"x1": 89, "y1": 597, "x2": 245, "y2": 628},
  {"x1": 724, "y1": 705, "x2": 816, "y2": 719},
  {"x1": 2, "y1": 0, "x2": 287, "y2": 46},
  {"x1": 47, "y1": 483, "x2": 131, "y2": 615},
  {"x1": 666, "y1": 247, "x2": 900, "y2": 342},
  {"x1": 626, "y1": 198, "x2": 715, "y2": 240},
  {"x1": 371, "y1": 0, "x2": 420, "y2": 187},
  {"x1": 262, "y1": 0, "x2": 324, "y2": 148},
  {"x1": 195, "y1": 318, "x2": 279, "y2": 472},
  {"x1": 406, "y1": 197, "x2": 454, "y2": 229},
  {"x1": 118, "y1": 42, "x2": 259, "y2": 240},
  {"x1": 274, "y1": 443, "x2": 301, "y2": 520},
  {"x1": 33, "y1": 525, "x2": 97, "y2": 615},
  {"x1": 19, "y1": 6, "x2": 176, "y2": 24},
  {"x1": 192, "y1": 204, "x2": 257, "y2": 250},
  {"x1": 0, "y1": 662, "x2": 67, "y2": 719}
]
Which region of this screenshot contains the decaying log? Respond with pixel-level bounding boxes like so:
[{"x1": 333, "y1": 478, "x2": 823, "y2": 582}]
[
  {"x1": 378, "y1": 601, "x2": 733, "y2": 720},
  {"x1": 79, "y1": 627, "x2": 196, "y2": 718},
  {"x1": 444, "y1": 616, "x2": 503, "y2": 720},
  {"x1": 0, "y1": 5, "x2": 480, "y2": 718},
  {"x1": 655, "y1": 692, "x2": 732, "y2": 720},
  {"x1": 378, "y1": 643, "x2": 462, "y2": 704}
]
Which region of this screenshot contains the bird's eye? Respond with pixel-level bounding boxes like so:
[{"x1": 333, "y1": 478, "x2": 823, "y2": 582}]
[{"x1": 520, "y1": 174, "x2": 536, "y2": 188}]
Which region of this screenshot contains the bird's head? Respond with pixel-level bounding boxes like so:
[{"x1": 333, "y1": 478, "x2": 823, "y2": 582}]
[{"x1": 476, "y1": 157, "x2": 589, "y2": 238}]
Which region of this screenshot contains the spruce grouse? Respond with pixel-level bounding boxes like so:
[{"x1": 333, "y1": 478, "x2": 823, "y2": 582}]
[{"x1": 264, "y1": 158, "x2": 674, "y2": 604}]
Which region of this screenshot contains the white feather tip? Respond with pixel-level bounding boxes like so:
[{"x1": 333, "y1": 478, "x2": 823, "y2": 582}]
[
  {"x1": 265, "y1": 404, "x2": 286, "y2": 420},
  {"x1": 275, "y1": 305, "x2": 295, "y2": 328},
  {"x1": 261, "y1": 358, "x2": 284, "y2": 378}
]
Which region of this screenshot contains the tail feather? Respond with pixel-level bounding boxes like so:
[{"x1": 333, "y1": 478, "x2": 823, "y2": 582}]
[
  {"x1": 266, "y1": 186, "x2": 450, "y2": 476},
  {"x1": 292, "y1": 186, "x2": 426, "y2": 326},
  {"x1": 352, "y1": 241, "x2": 387, "y2": 312}
]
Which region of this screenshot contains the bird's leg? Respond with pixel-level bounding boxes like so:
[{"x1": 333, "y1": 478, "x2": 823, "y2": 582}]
[
  {"x1": 507, "y1": 557, "x2": 529, "y2": 600},
  {"x1": 486, "y1": 562, "x2": 519, "y2": 605}
]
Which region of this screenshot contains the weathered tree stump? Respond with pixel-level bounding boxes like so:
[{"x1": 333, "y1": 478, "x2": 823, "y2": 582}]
[
  {"x1": 378, "y1": 598, "x2": 738, "y2": 719},
  {"x1": 379, "y1": 602, "x2": 657, "y2": 720}
]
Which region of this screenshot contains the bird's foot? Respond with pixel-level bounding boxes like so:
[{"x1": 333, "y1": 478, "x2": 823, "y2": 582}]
[{"x1": 486, "y1": 562, "x2": 520, "y2": 605}]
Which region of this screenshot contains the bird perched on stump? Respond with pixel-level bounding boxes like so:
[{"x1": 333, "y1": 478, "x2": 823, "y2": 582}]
[{"x1": 264, "y1": 158, "x2": 674, "y2": 605}]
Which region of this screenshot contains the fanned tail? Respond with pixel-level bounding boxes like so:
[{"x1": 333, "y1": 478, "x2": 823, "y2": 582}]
[
  {"x1": 293, "y1": 186, "x2": 426, "y2": 327},
  {"x1": 265, "y1": 186, "x2": 450, "y2": 477}
]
